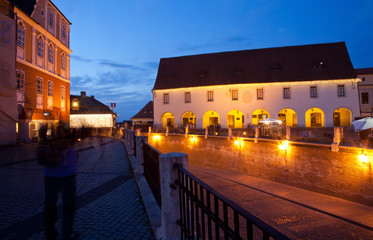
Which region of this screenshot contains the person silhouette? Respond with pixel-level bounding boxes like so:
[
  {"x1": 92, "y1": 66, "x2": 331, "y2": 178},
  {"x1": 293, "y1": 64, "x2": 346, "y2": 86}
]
[{"x1": 42, "y1": 131, "x2": 79, "y2": 240}]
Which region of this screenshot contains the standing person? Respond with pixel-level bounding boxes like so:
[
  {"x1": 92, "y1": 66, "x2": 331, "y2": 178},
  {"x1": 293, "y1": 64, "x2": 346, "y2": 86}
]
[{"x1": 42, "y1": 133, "x2": 79, "y2": 240}]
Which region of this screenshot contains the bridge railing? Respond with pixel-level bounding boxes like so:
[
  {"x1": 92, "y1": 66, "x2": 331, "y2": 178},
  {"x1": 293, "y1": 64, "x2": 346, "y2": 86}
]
[
  {"x1": 143, "y1": 142, "x2": 162, "y2": 206},
  {"x1": 176, "y1": 165, "x2": 290, "y2": 240}
]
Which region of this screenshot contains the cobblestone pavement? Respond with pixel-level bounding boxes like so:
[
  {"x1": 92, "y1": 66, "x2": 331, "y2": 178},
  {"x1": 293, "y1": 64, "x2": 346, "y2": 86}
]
[
  {"x1": 0, "y1": 137, "x2": 154, "y2": 240},
  {"x1": 191, "y1": 166, "x2": 373, "y2": 240}
]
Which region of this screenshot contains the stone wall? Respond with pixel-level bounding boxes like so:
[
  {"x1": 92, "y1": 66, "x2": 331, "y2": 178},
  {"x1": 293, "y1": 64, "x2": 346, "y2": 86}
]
[{"x1": 148, "y1": 134, "x2": 373, "y2": 206}]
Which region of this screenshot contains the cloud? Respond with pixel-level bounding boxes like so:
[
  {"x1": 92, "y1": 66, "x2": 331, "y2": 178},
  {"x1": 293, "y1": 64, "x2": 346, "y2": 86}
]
[
  {"x1": 98, "y1": 59, "x2": 144, "y2": 70},
  {"x1": 70, "y1": 55, "x2": 93, "y2": 62}
]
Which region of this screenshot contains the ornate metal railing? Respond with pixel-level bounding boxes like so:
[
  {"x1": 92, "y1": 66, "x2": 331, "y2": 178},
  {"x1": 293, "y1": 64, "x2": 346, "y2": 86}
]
[
  {"x1": 143, "y1": 142, "x2": 162, "y2": 206},
  {"x1": 177, "y1": 166, "x2": 290, "y2": 240}
]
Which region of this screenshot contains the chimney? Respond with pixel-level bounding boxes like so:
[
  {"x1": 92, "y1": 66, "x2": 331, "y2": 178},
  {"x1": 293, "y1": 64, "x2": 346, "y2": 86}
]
[
  {"x1": 91, "y1": 95, "x2": 94, "y2": 99},
  {"x1": 81, "y1": 91, "x2": 86, "y2": 98}
]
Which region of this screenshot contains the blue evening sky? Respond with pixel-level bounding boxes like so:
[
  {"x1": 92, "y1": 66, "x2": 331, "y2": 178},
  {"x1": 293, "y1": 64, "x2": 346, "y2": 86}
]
[{"x1": 53, "y1": 0, "x2": 373, "y2": 121}]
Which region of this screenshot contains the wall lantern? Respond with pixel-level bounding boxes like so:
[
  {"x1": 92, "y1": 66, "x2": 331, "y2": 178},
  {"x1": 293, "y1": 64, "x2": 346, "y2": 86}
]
[
  {"x1": 153, "y1": 135, "x2": 161, "y2": 142},
  {"x1": 72, "y1": 98, "x2": 79, "y2": 110},
  {"x1": 43, "y1": 112, "x2": 51, "y2": 117}
]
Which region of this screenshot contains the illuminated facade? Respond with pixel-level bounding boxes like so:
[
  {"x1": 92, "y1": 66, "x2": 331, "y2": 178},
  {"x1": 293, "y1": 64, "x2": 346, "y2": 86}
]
[
  {"x1": 0, "y1": 0, "x2": 17, "y2": 145},
  {"x1": 153, "y1": 42, "x2": 360, "y2": 129},
  {"x1": 130, "y1": 101, "x2": 153, "y2": 128},
  {"x1": 356, "y1": 68, "x2": 373, "y2": 117},
  {"x1": 14, "y1": 0, "x2": 71, "y2": 142},
  {"x1": 70, "y1": 91, "x2": 116, "y2": 128}
]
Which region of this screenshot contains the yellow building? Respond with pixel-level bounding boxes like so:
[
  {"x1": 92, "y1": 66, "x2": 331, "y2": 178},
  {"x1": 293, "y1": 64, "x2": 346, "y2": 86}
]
[{"x1": 14, "y1": 0, "x2": 72, "y2": 142}]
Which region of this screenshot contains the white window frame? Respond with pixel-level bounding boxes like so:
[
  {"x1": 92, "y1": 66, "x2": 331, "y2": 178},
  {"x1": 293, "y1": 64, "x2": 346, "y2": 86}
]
[
  {"x1": 164, "y1": 93, "x2": 169, "y2": 104},
  {"x1": 185, "y1": 92, "x2": 191, "y2": 103},
  {"x1": 207, "y1": 91, "x2": 213, "y2": 102},
  {"x1": 337, "y1": 85, "x2": 345, "y2": 97},
  {"x1": 283, "y1": 87, "x2": 290, "y2": 99},
  {"x1": 232, "y1": 89, "x2": 238, "y2": 100},
  {"x1": 310, "y1": 86, "x2": 317, "y2": 98},
  {"x1": 257, "y1": 88, "x2": 263, "y2": 100}
]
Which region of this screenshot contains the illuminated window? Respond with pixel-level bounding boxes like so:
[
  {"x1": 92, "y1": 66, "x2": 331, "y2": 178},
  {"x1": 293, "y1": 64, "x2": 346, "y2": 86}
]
[
  {"x1": 362, "y1": 92, "x2": 369, "y2": 104},
  {"x1": 48, "y1": 81, "x2": 53, "y2": 96},
  {"x1": 37, "y1": 37, "x2": 44, "y2": 58},
  {"x1": 185, "y1": 92, "x2": 191, "y2": 103},
  {"x1": 48, "y1": 44, "x2": 54, "y2": 63},
  {"x1": 310, "y1": 86, "x2": 317, "y2": 98},
  {"x1": 283, "y1": 88, "x2": 290, "y2": 99},
  {"x1": 36, "y1": 77, "x2": 43, "y2": 94},
  {"x1": 164, "y1": 93, "x2": 169, "y2": 104},
  {"x1": 337, "y1": 85, "x2": 345, "y2": 97},
  {"x1": 311, "y1": 113, "x2": 321, "y2": 127},
  {"x1": 61, "y1": 54, "x2": 66, "y2": 70},
  {"x1": 207, "y1": 91, "x2": 213, "y2": 102},
  {"x1": 232, "y1": 90, "x2": 238, "y2": 100},
  {"x1": 17, "y1": 23, "x2": 25, "y2": 48},
  {"x1": 16, "y1": 70, "x2": 24, "y2": 90},
  {"x1": 257, "y1": 88, "x2": 263, "y2": 100}
]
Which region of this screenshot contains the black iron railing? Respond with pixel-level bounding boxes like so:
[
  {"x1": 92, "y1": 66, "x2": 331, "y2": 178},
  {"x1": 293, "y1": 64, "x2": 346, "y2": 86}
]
[
  {"x1": 177, "y1": 166, "x2": 290, "y2": 240},
  {"x1": 143, "y1": 142, "x2": 162, "y2": 206}
]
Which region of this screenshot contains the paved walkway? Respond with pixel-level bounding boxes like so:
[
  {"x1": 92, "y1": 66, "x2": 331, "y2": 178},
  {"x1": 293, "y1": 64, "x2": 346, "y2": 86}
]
[
  {"x1": 0, "y1": 137, "x2": 154, "y2": 240},
  {"x1": 190, "y1": 166, "x2": 373, "y2": 239}
]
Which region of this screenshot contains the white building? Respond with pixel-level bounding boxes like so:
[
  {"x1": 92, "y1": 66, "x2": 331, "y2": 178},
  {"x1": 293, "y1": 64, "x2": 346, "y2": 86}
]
[
  {"x1": 152, "y1": 42, "x2": 360, "y2": 130},
  {"x1": 356, "y1": 68, "x2": 373, "y2": 117}
]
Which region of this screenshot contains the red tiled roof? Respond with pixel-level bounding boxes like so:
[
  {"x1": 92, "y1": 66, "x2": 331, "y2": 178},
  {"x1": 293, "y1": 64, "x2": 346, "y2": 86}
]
[{"x1": 153, "y1": 42, "x2": 357, "y2": 90}]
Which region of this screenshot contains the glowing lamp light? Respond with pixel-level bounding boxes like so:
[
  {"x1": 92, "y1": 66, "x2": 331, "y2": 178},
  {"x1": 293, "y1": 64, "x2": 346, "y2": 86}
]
[
  {"x1": 243, "y1": 132, "x2": 247, "y2": 136},
  {"x1": 277, "y1": 120, "x2": 282, "y2": 124},
  {"x1": 359, "y1": 154, "x2": 369, "y2": 164},
  {"x1": 190, "y1": 136, "x2": 197, "y2": 144},
  {"x1": 234, "y1": 138, "x2": 244, "y2": 148},
  {"x1": 279, "y1": 140, "x2": 290, "y2": 151},
  {"x1": 72, "y1": 102, "x2": 78, "y2": 107},
  {"x1": 264, "y1": 120, "x2": 270, "y2": 125},
  {"x1": 153, "y1": 135, "x2": 161, "y2": 141},
  {"x1": 215, "y1": 132, "x2": 218, "y2": 136}
]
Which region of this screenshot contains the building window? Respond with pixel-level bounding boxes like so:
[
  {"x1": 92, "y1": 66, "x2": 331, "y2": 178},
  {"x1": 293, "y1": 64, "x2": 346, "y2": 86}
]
[
  {"x1": 36, "y1": 77, "x2": 43, "y2": 95},
  {"x1": 337, "y1": 85, "x2": 345, "y2": 97},
  {"x1": 283, "y1": 88, "x2": 290, "y2": 99},
  {"x1": 62, "y1": 25, "x2": 66, "y2": 39},
  {"x1": 48, "y1": 81, "x2": 53, "y2": 96},
  {"x1": 164, "y1": 93, "x2": 169, "y2": 104},
  {"x1": 17, "y1": 24, "x2": 25, "y2": 48},
  {"x1": 48, "y1": 45, "x2": 54, "y2": 63},
  {"x1": 362, "y1": 77, "x2": 366, "y2": 82},
  {"x1": 49, "y1": 12, "x2": 54, "y2": 26},
  {"x1": 311, "y1": 113, "x2": 322, "y2": 127},
  {"x1": 61, "y1": 86, "x2": 65, "y2": 99},
  {"x1": 362, "y1": 92, "x2": 369, "y2": 104},
  {"x1": 257, "y1": 88, "x2": 263, "y2": 100},
  {"x1": 310, "y1": 86, "x2": 317, "y2": 98},
  {"x1": 207, "y1": 91, "x2": 213, "y2": 102},
  {"x1": 16, "y1": 70, "x2": 25, "y2": 90},
  {"x1": 232, "y1": 90, "x2": 238, "y2": 100},
  {"x1": 37, "y1": 37, "x2": 44, "y2": 58},
  {"x1": 185, "y1": 92, "x2": 191, "y2": 103},
  {"x1": 61, "y1": 54, "x2": 66, "y2": 70}
]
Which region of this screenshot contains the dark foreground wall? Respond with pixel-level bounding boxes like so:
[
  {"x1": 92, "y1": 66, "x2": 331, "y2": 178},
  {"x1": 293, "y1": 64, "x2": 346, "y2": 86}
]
[{"x1": 148, "y1": 134, "x2": 373, "y2": 206}]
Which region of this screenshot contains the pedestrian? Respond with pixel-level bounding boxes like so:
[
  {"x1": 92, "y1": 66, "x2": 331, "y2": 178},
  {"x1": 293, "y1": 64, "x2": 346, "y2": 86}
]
[{"x1": 41, "y1": 132, "x2": 79, "y2": 240}]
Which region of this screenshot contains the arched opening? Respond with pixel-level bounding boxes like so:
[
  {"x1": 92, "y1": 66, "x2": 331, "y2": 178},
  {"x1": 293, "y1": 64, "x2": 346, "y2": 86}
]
[
  {"x1": 203, "y1": 111, "x2": 220, "y2": 129},
  {"x1": 227, "y1": 110, "x2": 244, "y2": 128},
  {"x1": 182, "y1": 112, "x2": 196, "y2": 129},
  {"x1": 305, "y1": 108, "x2": 324, "y2": 127},
  {"x1": 333, "y1": 108, "x2": 351, "y2": 127},
  {"x1": 161, "y1": 112, "x2": 175, "y2": 129},
  {"x1": 252, "y1": 109, "x2": 270, "y2": 125},
  {"x1": 278, "y1": 108, "x2": 297, "y2": 127}
]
